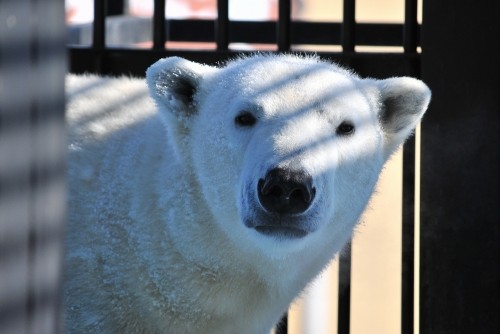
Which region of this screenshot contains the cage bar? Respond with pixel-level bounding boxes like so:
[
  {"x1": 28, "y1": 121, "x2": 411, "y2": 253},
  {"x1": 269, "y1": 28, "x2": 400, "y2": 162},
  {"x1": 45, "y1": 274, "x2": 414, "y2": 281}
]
[
  {"x1": 401, "y1": 137, "x2": 416, "y2": 334},
  {"x1": 342, "y1": 0, "x2": 356, "y2": 52},
  {"x1": 216, "y1": 0, "x2": 229, "y2": 50},
  {"x1": 338, "y1": 242, "x2": 352, "y2": 334},
  {"x1": 107, "y1": 0, "x2": 125, "y2": 16},
  {"x1": 277, "y1": 0, "x2": 291, "y2": 51},
  {"x1": 404, "y1": 0, "x2": 418, "y2": 53},
  {"x1": 92, "y1": 0, "x2": 106, "y2": 72},
  {"x1": 153, "y1": 0, "x2": 166, "y2": 49},
  {"x1": 93, "y1": 0, "x2": 105, "y2": 48},
  {"x1": 401, "y1": 3, "x2": 419, "y2": 334}
]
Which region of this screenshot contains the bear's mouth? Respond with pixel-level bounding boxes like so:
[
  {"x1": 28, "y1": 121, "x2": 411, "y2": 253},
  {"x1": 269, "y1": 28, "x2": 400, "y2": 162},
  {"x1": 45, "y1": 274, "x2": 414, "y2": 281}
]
[{"x1": 253, "y1": 225, "x2": 308, "y2": 239}]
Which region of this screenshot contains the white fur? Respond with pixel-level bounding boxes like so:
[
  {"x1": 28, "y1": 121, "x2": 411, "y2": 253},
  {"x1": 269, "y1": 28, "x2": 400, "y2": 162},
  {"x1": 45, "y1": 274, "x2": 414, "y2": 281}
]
[{"x1": 65, "y1": 54, "x2": 430, "y2": 333}]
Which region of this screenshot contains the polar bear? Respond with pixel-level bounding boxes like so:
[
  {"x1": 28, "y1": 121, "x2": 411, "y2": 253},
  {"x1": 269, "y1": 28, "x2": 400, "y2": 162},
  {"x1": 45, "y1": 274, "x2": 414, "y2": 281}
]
[{"x1": 65, "y1": 54, "x2": 430, "y2": 333}]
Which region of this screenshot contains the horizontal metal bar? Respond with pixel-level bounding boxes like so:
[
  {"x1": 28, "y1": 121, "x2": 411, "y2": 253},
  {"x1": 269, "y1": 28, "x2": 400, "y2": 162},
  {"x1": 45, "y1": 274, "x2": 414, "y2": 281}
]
[
  {"x1": 68, "y1": 47, "x2": 420, "y2": 78},
  {"x1": 162, "y1": 20, "x2": 418, "y2": 46},
  {"x1": 69, "y1": 18, "x2": 421, "y2": 47}
]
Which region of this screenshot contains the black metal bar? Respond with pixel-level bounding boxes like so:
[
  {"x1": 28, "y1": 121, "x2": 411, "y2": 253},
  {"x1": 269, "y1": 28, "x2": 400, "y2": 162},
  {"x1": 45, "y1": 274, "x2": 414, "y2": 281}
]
[
  {"x1": 342, "y1": 0, "x2": 356, "y2": 52},
  {"x1": 216, "y1": 0, "x2": 229, "y2": 50},
  {"x1": 275, "y1": 314, "x2": 288, "y2": 334},
  {"x1": 93, "y1": 0, "x2": 106, "y2": 48},
  {"x1": 106, "y1": 0, "x2": 125, "y2": 16},
  {"x1": 153, "y1": 0, "x2": 166, "y2": 49},
  {"x1": 338, "y1": 242, "x2": 352, "y2": 334},
  {"x1": 401, "y1": 137, "x2": 416, "y2": 334},
  {"x1": 404, "y1": 0, "x2": 418, "y2": 53},
  {"x1": 93, "y1": 0, "x2": 106, "y2": 72},
  {"x1": 74, "y1": 18, "x2": 422, "y2": 47},
  {"x1": 277, "y1": 0, "x2": 291, "y2": 51},
  {"x1": 68, "y1": 47, "x2": 420, "y2": 78},
  {"x1": 169, "y1": 21, "x2": 417, "y2": 46},
  {"x1": 401, "y1": 0, "x2": 420, "y2": 323}
]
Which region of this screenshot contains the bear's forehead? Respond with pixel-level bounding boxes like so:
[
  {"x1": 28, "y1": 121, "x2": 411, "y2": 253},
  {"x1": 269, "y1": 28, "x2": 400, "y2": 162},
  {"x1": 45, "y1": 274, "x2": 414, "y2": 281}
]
[
  {"x1": 224, "y1": 56, "x2": 353, "y2": 88},
  {"x1": 213, "y1": 57, "x2": 368, "y2": 118}
]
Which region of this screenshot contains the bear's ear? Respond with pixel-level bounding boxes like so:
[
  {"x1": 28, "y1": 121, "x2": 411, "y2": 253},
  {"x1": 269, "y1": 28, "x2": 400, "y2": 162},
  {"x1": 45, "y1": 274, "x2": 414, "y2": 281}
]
[
  {"x1": 146, "y1": 57, "x2": 215, "y2": 117},
  {"x1": 375, "y1": 77, "x2": 431, "y2": 156}
]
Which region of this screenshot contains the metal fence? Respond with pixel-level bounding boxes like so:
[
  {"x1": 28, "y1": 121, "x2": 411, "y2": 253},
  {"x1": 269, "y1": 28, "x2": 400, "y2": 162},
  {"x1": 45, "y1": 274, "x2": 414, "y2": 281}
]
[
  {"x1": 68, "y1": 0, "x2": 422, "y2": 78},
  {"x1": 0, "y1": 0, "x2": 498, "y2": 333}
]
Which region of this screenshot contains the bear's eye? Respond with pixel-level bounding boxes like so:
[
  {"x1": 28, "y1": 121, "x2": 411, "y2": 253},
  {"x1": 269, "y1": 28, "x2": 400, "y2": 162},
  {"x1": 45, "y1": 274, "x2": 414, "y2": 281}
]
[
  {"x1": 336, "y1": 121, "x2": 355, "y2": 136},
  {"x1": 235, "y1": 112, "x2": 257, "y2": 127}
]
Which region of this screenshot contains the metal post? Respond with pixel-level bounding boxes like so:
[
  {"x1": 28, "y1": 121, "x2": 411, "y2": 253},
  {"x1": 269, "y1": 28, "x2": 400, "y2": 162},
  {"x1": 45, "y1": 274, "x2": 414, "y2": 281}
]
[
  {"x1": 338, "y1": 242, "x2": 352, "y2": 334},
  {"x1": 277, "y1": 0, "x2": 291, "y2": 51},
  {"x1": 401, "y1": 4, "x2": 419, "y2": 334},
  {"x1": 0, "y1": 0, "x2": 66, "y2": 333},
  {"x1": 93, "y1": 0, "x2": 106, "y2": 48},
  {"x1": 403, "y1": 0, "x2": 418, "y2": 53},
  {"x1": 153, "y1": 0, "x2": 166, "y2": 50},
  {"x1": 342, "y1": 0, "x2": 356, "y2": 52},
  {"x1": 216, "y1": 0, "x2": 229, "y2": 51}
]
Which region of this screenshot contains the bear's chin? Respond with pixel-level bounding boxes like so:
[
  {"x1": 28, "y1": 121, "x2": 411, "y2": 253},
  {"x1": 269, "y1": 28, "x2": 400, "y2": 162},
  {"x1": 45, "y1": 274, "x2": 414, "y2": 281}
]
[
  {"x1": 254, "y1": 225, "x2": 308, "y2": 239},
  {"x1": 243, "y1": 209, "x2": 318, "y2": 240}
]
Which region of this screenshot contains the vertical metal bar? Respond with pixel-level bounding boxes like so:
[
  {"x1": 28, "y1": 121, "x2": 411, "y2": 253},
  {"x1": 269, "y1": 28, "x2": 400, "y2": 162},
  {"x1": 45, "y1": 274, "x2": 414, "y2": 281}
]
[
  {"x1": 341, "y1": 0, "x2": 356, "y2": 52},
  {"x1": 93, "y1": 0, "x2": 106, "y2": 73},
  {"x1": 29, "y1": 1, "x2": 66, "y2": 332},
  {"x1": 93, "y1": 0, "x2": 106, "y2": 49},
  {"x1": 275, "y1": 314, "x2": 288, "y2": 334},
  {"x1": 338, "y1": 242, "x2": 352, "y2": 334},
  {"x1": 402, "y1": 3, "x2": 419, "y2": 334},
  {"x1": 216, "y1": 0, "x2": 229, "y2": 50},
  {"x1": 106, "y1": 0, "x2": 125, "y2": 16},
  {"x1": 153, "y1": 0, "x2": 166, "y2": 49},
  {"x1": 401, "y1": 137, "x2": 416, "y2": 334},
  {"x1": 404, "y1": 0, "x2": 418, "y2": 53},
  {"x1": 339, "y1": 4, "x2": 355, "y2": 325},
  {"x1": 275, "y1": 0, "x2": 291, "y2": 310},
  {"x1": 0, "y1": 0, "x2": 66, "y2": 333},
  {"x1": 0, "y1": 2, "x2": 32, "y2": 331},
  {"x1": 277, "y1": 0, "x2": 291, "y2": 51}
]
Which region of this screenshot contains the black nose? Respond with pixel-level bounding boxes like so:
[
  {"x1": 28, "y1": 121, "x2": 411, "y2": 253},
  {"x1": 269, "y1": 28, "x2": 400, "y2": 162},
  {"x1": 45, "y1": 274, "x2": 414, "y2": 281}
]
[{"x1": 258, "y1": 167, "x2": 316, "y2": 215}]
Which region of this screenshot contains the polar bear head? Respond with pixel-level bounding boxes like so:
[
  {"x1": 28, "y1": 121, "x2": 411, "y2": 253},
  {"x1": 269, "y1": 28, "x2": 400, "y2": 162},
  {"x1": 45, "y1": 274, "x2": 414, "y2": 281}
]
[{"x1": 146, "y1": 54, "x2": 430, "y2": 259}]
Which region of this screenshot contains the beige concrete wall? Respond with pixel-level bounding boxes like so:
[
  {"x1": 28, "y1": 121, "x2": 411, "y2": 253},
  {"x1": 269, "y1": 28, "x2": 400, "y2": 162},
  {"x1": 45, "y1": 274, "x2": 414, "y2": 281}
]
[{"x1": 295, "y1": 0, "x2": 421, "y2": 22}]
